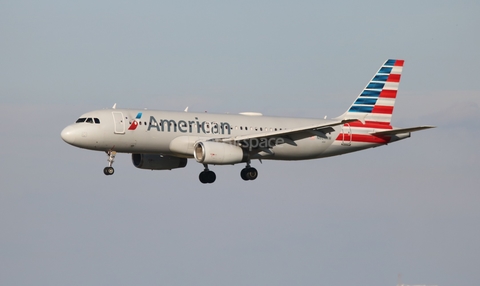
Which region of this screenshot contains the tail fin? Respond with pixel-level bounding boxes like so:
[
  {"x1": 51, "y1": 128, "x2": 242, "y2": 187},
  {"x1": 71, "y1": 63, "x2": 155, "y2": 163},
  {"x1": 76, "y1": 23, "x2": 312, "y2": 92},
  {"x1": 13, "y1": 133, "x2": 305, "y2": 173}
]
[{"x1": 339, "y1": 59, "x2": 404, "y2": 124}]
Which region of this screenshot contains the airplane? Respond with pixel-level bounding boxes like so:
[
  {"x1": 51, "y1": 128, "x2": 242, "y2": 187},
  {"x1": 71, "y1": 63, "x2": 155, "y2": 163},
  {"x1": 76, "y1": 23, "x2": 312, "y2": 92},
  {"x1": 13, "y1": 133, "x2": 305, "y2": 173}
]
[{"x1": 61, "y1": 59, "x2": 434, "y2": 183}]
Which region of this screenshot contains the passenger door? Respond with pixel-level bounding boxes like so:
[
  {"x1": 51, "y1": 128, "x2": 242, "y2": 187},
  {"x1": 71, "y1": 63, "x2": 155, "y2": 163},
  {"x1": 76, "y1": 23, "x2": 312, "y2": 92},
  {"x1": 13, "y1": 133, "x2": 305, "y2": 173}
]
[
  {"x1": 112, "y1": 112, "x2": 125, "y2": 134},
  {"x1": 341, "y1": 124, "x2": 351, "y2": 146}
]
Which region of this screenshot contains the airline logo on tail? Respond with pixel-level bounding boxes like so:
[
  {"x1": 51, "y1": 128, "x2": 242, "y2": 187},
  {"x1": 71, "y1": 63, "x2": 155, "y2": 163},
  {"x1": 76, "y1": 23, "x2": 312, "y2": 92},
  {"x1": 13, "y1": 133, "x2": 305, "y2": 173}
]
[{"x1": 347, "y1": 59, "x2": 404, "y2": 123}]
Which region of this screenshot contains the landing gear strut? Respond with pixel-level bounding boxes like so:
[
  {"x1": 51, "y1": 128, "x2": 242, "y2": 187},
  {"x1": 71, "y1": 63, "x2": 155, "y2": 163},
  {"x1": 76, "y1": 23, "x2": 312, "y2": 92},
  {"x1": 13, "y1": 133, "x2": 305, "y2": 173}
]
[
  {"x1": 103, "y1": 150, "x2": 116, "y2": 176},
  {"x1": 241, "y1": 163, "x2": 258, "y2": 181},
  {"x1": 199, "y1": 164, "x2": 216, "y2": 184}
]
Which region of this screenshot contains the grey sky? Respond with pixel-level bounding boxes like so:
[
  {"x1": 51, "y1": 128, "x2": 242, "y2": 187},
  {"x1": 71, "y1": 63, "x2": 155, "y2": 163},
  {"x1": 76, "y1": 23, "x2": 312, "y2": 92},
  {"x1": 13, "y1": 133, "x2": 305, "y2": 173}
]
[{"x1": 1, "y1": 1, "x2": 479, "y2": 285}]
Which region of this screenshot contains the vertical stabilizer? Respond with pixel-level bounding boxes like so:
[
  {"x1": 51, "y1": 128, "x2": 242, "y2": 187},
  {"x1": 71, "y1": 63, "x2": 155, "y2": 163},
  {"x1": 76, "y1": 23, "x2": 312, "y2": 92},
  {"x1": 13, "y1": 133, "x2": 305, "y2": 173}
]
[{"x1": 340, "y1": 59, "x2": 404, "y2": 124}]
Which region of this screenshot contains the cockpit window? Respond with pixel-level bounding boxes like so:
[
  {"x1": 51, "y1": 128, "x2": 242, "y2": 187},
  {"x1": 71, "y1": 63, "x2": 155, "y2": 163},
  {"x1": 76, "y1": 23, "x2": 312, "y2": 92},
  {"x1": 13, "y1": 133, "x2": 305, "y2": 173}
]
[{"x1": 75, "y1": 117, "x2": 100, "y2": 124}]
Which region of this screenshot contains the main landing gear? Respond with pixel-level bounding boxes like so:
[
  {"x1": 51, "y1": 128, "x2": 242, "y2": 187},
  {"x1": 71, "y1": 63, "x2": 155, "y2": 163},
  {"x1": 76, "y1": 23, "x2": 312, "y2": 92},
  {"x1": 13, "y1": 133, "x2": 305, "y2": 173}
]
[
  {"x1": 241, "y1": 164, "x2": 258, "y2": 181},
  {"x1": 103, "y1": 150, "x2": 116, "y2": 176},
  {"x1": 198, "y1": 163, "x2": 259, "y2": 184},
  {"x1": 199, "y1": 164, "x2": 216, "y2": 184}
]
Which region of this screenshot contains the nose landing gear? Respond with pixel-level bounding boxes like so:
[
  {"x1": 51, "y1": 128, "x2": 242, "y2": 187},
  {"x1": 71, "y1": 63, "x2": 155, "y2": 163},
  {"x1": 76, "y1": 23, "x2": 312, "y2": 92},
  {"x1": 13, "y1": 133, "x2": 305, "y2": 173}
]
[{"x1": 103, "y1": 150, "x2": 116, "y2": 176}]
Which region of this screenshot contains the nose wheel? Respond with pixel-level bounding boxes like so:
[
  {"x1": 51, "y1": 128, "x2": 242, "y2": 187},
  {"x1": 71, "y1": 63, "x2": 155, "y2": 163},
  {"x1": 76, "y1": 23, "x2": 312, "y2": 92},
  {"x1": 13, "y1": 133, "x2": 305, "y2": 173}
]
[
  {"x1": 199, "y1": 164, "x2": 216, "y2": 184},
  {"x1": 103, "y1": 167, "x2": 114, "y2": 175},
  {"x1": 104, "y1": 151, "x2": 116, "y2": 176}
]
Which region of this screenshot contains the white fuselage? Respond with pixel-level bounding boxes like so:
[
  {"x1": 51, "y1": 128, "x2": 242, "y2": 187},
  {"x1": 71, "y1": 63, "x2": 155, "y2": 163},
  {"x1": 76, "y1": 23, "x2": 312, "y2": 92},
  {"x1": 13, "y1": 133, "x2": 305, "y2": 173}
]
[{"x1": 61, "y1": 108, "x2": 400, "y2": 162}]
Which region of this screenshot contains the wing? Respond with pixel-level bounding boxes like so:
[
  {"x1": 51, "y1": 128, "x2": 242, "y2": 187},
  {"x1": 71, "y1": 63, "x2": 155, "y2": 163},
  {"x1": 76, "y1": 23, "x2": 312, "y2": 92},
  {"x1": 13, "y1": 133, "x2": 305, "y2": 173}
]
[{"x1": 218, "y1": 119, "x2": 358, "y2": 144}]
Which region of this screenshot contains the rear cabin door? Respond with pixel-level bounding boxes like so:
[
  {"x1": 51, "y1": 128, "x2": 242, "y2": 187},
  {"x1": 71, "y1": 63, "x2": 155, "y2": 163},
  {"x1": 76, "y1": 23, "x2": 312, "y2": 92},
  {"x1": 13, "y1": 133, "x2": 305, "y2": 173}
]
[
  {"x1": 341, "y1": 124, "x2": 352, "y2": 146},
  {"x1": 112, "y1": 112, "x2": 125, "y2": 134}
]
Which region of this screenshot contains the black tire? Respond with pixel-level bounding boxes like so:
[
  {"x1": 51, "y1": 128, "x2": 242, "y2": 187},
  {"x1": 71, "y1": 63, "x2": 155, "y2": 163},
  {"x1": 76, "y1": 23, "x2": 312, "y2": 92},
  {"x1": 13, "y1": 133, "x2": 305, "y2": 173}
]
[
  {"x1": 240, "y1": 168, "x2": 249, "y2": 181},
  {"x1": 199, "y1": 171, "x2": 208, "y2": 184},
  {"x1": 104, "y1": 167, "x2": 114, "y2": 175},
  {"x1": 207, "y1": 171, "x2": 216, "y2": 183},
  {"x1": 246, "y1": 168, "x2": 258, "y2": 180}
]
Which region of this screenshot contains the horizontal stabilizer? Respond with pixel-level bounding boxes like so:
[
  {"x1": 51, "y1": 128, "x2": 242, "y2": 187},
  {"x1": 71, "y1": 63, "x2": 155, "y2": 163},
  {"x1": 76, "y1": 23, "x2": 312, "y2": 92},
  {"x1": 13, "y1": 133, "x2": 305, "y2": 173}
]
[{"x1": 370, "y1": 126, "x2": 435, "y2": 136}]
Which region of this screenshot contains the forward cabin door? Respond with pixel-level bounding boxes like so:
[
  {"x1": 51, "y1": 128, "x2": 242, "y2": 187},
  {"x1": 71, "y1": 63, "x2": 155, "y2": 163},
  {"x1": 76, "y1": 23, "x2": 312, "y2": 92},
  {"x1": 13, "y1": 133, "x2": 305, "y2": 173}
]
[{"x1": 112, "y1": 112, "x2": 125, "y2": 134}]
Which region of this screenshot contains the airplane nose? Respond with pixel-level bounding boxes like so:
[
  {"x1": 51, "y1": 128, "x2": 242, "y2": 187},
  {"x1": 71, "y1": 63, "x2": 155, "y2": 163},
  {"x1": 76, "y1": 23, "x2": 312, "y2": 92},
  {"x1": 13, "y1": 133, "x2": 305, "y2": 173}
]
[{"x1": 61, "y1": 125, "x2": 76, "y2": 144}]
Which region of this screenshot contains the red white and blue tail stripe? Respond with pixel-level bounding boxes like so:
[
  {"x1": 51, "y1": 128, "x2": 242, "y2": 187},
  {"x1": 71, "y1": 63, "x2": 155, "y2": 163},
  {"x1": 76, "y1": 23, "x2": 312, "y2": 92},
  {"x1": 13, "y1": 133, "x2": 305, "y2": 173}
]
[
  {"x1": 344, "y1": 59, "x2": 404, "y2": 124},
  {"x1": 332, "y1": 59, "x2": 433, "y2": 147}
]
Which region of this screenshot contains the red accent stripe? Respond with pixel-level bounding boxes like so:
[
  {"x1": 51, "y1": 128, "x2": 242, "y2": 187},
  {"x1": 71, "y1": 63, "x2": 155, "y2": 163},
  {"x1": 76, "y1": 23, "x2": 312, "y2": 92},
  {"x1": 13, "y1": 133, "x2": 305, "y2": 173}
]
[
  {"x1": 335, "y1": 134, "x2": 390, "y2": 144},
  {"x1": 394, "y1": 60, "x2": 404, "y2": 66},
  {"x1": 372, "y1": 105, "x2": 394, "y2": 114},
  {"x1": 347, "y1": 121, "x2": 393, "y2": 129},
  {"x1": 387, "y1": 74, "x2": 401, "y2": 82},
  {"x1": 379, "y1": 89, "x2": 397, "y2": 98}
]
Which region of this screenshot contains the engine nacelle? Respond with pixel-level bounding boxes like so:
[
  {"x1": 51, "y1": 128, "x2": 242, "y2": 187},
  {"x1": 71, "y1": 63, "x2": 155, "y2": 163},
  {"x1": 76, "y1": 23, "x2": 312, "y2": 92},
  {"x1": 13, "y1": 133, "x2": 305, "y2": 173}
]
[
  {"x1": 132, "y1": 154, "x2": 187, "y2": 170},
  {"x1": 194, "y1": 141, "x2": 246, "y2": 165}
]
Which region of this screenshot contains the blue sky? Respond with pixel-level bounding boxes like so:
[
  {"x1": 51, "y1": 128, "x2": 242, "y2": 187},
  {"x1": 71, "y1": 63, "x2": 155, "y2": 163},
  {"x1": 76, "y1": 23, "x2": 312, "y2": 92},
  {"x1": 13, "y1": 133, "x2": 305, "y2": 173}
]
[{"x1": 1, "y1": 1, "x2": 479, "y2": 285}]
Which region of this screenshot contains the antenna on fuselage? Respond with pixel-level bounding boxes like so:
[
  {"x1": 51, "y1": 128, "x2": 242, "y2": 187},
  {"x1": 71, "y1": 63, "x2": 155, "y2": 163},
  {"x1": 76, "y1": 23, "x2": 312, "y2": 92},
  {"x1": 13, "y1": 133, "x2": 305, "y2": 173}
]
[
  {"x1": 112, "y1": 103, "x2": 117, "y2": 109},
  {"x1": 184, "y1": 106, "x2": 189, "y2": 112}
]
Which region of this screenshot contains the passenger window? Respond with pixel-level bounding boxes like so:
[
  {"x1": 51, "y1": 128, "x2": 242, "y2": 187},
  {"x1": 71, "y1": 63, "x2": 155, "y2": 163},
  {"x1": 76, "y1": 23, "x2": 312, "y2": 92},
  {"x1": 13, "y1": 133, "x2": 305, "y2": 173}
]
[
  {"x1": 76, "y1": 118, "x2": 86, "y2": 123},
  {"x1": 94, "y1": 118, "x2": 100, "y2": 124},
  {"x1": 86, "y1": 118, "x2": 93, "y2": 123}
]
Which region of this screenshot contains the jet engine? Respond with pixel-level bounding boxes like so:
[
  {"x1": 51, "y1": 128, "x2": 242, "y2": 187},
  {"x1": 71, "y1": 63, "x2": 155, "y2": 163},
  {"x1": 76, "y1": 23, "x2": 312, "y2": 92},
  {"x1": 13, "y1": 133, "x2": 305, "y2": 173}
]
[
  {"x1": 194, "y1": 141, "x2": 246, "y2": 165},
  {"x1": 132, "y1": 154, "x2": 187, "y2": 170}
]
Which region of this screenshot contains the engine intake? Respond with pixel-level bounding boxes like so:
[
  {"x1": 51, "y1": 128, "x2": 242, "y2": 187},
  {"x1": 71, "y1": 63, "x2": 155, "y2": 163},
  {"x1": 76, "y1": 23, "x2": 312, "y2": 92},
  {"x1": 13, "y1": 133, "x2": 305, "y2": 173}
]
[
  {"x1": 132, "y1": 154, "x2": 187, "y2": 170},
  {"x1": 194, "y1": 141, "x2": 246, "y2": 165}
]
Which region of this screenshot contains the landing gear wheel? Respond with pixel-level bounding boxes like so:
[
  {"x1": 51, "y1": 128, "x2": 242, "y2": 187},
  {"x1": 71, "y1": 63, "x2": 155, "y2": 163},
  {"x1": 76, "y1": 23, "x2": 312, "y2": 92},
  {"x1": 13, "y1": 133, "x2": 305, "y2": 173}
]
[
  {"x1": 246, "y1": 167, "x2": 258, "y2": 180},
  {"x1": 104, "y1": 150, "x2": 117, "y2": 176},
  {"x1": 199, "y1": 171, "x2": 208, "y2": 183},
  {"x1": 241, "y1": 167, "x2": 258, "y2": 181},
  {"x1": 199, "y1": 170, "x2": 216, "y2": 184},
  {"x1": 206, "y1": 171, "x2": 216, "y2": 183},
  {"x1": 103, "y1": 166, "x2": 114, "y2": 175},
  {"x1": 241, "y1": 168, "x2": 249, "y2": 181}
]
